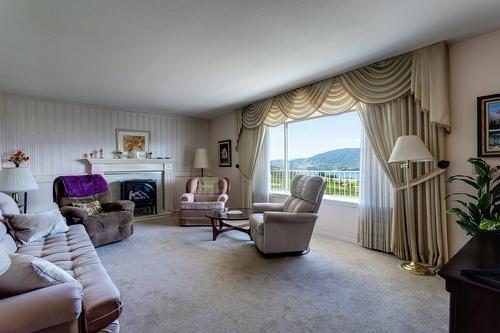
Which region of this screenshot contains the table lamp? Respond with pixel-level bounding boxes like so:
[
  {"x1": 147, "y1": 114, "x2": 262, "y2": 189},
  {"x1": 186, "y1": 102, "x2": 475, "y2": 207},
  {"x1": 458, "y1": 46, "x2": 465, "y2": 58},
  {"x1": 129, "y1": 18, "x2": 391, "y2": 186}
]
[
  {"x1": 194, "y1": 148, "x2": 209, "y2": 177},
  {"x1": 0, "y1": 167, "x2": 39, "y2": 213},
  {"x1": 389, "y1": 135, "x2": 434, "y2": 275}
]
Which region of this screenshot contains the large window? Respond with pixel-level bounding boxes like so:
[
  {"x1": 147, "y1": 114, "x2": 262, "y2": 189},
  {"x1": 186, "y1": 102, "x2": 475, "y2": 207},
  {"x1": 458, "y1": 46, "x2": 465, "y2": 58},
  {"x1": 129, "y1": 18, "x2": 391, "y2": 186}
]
[{"x1": 269, "y1": 112, "x2": 361, "y2": 199}]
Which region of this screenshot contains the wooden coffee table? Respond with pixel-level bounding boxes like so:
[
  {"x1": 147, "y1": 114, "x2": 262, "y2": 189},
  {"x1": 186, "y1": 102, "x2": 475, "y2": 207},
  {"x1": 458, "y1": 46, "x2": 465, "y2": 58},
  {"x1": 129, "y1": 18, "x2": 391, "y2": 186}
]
[{"x1": 206, "y1": 208, "x2": 253, "y2": 241}]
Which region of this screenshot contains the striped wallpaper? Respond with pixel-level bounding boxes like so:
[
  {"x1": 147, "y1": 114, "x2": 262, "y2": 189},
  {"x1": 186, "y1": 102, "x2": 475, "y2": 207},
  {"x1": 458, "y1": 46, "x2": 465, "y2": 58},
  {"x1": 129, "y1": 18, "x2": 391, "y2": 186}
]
[{"x1": 0, "y1": 92, "x2": 210, "y2": 175}]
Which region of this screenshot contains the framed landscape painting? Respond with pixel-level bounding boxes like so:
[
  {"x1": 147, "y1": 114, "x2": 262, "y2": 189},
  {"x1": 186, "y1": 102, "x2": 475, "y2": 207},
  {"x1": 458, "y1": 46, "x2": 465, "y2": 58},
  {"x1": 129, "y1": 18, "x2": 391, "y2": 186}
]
[
  {"x1": 116, "y1": 129, "x2": 150, "y2": 153},
  {"x1": 478, "y1": 94, "x2": 500, "y2": 157},
  {"x1": 218, "y1": 140, "x2": 232, "y2": 167}
]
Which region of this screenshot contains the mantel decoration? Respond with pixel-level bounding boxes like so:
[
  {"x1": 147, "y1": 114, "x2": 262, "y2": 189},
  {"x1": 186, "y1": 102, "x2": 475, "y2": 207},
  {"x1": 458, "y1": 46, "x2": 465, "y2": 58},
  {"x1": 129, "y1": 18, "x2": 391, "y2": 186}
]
[
  {"x1": 218, "y1": 140, "x2": 232, "y2": 167},
  {"x1": 448, "y1": 158, "x2": 500, "y2": 235},
  {"x1": 115, "y1": 129, "x2": 150, "y2": 158},
  {"x1": 8, "y1": 150, "x2": 30, "y2": 167},
  {"x1": 477, "y1": 93, "x2": 500, "y2": 157}
]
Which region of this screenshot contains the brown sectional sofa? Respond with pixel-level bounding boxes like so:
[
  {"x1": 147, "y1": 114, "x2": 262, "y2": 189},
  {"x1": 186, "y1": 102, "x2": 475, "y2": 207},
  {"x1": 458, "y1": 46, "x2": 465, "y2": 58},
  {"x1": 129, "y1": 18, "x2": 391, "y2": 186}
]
[{"x1": 0, "y1": 223, "x2": 122, "y2": 332}]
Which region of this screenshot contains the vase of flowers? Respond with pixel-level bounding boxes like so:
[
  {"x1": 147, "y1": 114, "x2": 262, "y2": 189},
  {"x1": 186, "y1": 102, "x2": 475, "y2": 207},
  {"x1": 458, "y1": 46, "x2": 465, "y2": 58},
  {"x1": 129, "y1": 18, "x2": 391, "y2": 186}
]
[{"x1": 8, "y1": 150, "x2": 30, "y2": 167}]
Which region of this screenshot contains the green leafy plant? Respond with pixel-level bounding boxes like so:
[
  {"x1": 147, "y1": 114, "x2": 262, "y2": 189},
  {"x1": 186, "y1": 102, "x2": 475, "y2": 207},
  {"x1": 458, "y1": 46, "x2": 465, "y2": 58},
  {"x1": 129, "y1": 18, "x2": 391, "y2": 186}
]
[{"x1": 447, "y1": 158, "x2": 500, "y2": 235}]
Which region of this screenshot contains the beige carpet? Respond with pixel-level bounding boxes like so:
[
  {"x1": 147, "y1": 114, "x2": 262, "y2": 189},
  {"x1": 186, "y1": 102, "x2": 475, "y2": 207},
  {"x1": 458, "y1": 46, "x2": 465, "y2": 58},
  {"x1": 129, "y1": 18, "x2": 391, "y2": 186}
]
[{"x1": 96, "y1": 218, "x2": 448, "y2": 333}]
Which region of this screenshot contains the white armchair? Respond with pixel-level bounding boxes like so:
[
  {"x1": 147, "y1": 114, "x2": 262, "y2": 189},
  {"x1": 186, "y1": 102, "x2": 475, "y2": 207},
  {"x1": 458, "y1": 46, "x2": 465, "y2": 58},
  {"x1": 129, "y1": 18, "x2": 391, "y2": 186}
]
[{"x1": 250, "y1": 175, "x2": 326, "y2": 254}]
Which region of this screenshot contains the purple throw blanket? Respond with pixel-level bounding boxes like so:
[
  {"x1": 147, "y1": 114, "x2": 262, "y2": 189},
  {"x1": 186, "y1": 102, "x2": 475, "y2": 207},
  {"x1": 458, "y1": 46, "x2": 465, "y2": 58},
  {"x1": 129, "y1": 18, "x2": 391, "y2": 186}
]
[{"x1": 58, "y1": 174, "x2": 108, "y2": 197}]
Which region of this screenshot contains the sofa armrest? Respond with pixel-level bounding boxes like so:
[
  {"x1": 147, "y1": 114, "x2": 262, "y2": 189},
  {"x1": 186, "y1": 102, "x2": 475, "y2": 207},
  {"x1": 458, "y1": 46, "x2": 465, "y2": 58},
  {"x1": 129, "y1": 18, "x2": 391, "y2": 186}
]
[
  {"x1": 216, "y1": 194, "x2": 229, "y2": 203},
  {"x1": 263, "y1": 211, "x2": 318, "y2": 224},
  {"x1": 180, "y1": 193, "x2": 194, "y2": 202},
  {"x1": 60, "y1": 206, "x2": 89, "y2": 220},
  {"x1": 252, "y1": 203, "x2": 284, "y2": 213},
  {"x1": 0, "y1": 282, "x2": 82, "y2": 333},
  {"x1": 101, "y1": 200, "x2": 135, "y2": 213}
]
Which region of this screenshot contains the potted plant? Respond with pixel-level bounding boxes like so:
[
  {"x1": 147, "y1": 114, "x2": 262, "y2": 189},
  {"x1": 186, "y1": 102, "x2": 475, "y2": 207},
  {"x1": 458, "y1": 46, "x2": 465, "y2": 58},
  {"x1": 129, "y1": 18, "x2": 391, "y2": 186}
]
[
  {"x1": 8, "y1": 150, "x2": 30, "y2": 167},
  {"x1": 448, "y1": 158, "x2": 500, "y2": 235}
]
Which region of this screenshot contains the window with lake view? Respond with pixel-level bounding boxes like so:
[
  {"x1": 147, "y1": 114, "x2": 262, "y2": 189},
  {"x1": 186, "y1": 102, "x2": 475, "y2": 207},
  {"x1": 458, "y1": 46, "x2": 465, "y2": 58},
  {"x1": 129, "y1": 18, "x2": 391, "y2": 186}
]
[{"x1": 269, "y1": 112, "x2": 361, "y2": 199}]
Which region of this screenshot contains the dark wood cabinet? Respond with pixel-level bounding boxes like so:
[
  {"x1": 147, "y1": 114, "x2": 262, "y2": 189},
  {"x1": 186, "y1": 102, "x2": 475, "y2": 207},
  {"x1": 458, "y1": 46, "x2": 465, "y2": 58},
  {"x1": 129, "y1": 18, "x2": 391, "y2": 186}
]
[{"x1": 438, "y1": 232, "x2": 500, "y2": 333}]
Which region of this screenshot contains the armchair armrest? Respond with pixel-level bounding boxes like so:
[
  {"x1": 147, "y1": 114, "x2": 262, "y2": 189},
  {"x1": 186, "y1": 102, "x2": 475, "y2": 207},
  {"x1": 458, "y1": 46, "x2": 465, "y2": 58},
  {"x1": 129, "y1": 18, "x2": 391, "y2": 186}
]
[
  {"x1": 216, "y1": 194, "x2": 229, "y2": 203},
  {"x1": 60, "y1": 206, "x2": 89, "y2": 220},
  {"x1": 101, "y1": 200, "x2": 135, "y2": 213},
  {"x1": 180, "y1": 193, "x2": 194, "y2": 202},
  {"x1": 263, "y1": 211, "x2": 318, "y2": 224},
  {"x1": 0, "y1": 282, "x2": 82, "y2": 333},
  {"x1": 252, "y1": 203, "x2": 284, "y2": 213}
]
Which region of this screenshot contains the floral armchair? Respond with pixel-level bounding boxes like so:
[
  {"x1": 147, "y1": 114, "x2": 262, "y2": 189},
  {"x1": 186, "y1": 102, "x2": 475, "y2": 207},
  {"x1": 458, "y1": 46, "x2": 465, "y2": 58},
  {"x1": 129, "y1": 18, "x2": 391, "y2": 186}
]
[{"x1": 179, "y1": 177, "x2": 230, "y2": 226}]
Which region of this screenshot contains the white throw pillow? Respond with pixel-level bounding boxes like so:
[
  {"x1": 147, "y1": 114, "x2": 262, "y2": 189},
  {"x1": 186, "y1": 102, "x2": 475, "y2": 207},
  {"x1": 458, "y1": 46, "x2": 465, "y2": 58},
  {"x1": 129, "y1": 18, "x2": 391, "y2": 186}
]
[
  {"x1": 3, "y1": 208, "x2": 69, "y2": 245},
  {"x1": 0, "y1": 192, "x2": 20, "y2": 216},
  {"x1": 0, "y1": 253, "x2": 76, "y2": 297}
]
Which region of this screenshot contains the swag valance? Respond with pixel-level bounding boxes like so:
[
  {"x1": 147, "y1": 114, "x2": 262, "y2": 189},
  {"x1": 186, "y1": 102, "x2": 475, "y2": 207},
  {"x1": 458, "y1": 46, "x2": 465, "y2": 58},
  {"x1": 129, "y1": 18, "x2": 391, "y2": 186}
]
[{"x1": 237, "y1": 42, "x2": 450, "y2": 144}]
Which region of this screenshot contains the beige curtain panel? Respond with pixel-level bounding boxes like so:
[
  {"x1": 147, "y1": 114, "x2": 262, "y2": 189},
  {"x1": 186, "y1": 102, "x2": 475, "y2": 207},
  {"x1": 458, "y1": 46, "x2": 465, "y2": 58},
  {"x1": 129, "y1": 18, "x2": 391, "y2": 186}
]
[
  {"x1": 236, "y1": 123, "x2": 267, "y2": 208},
  {"x1": 358, "y1": 96, "x2": 448, "y2": 266}
]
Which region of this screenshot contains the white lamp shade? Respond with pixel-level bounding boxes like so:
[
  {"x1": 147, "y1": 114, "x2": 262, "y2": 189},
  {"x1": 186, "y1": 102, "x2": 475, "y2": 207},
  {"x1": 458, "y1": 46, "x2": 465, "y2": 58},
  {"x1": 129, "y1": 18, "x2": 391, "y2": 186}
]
[
  {"x1": 388, "y1": 135, "x2": 434, "y2": 163},
  {"x1": 193, "y1": 148, "x2": 209, "y2": 169},
  {"x1": 0, "y1": 167, "x2": 39, "y2": 193}
]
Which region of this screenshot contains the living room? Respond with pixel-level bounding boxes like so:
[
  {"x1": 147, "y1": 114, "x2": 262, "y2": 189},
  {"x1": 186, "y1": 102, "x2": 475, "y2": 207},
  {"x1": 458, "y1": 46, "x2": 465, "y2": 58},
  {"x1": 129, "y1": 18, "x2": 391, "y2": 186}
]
[{"x1": 1, "y1": 1, "x2": 500, "y2": 332}]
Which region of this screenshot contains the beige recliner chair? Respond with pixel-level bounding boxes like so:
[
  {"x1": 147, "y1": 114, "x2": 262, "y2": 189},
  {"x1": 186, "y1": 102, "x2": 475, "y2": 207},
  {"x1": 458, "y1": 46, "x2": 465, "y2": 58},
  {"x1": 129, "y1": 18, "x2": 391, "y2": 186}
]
[{"x1": 250, "y1": 175, "x2": 326, "y2": 254}]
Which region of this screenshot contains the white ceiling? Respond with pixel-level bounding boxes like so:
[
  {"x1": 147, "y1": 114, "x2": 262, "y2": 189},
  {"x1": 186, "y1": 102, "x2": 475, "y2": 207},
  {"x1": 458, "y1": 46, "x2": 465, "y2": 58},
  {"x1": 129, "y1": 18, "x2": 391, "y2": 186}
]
[{"x1": 1, "y1": 0, "x2": 500, "y2": 118}]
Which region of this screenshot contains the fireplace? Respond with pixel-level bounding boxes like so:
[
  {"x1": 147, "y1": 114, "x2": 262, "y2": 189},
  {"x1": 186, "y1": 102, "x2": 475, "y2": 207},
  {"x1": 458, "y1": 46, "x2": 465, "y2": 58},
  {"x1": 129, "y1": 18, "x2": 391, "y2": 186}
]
[{"x1": 121, "y1": 179, "x2": 157, "y2": 215}]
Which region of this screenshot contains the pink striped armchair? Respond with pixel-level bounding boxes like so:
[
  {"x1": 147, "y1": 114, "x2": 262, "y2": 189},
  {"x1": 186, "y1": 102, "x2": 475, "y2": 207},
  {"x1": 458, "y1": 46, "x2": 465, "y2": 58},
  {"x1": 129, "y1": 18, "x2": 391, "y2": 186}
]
[{"x1": 179, "y1": 177, "x2": 230, "y2": 226}]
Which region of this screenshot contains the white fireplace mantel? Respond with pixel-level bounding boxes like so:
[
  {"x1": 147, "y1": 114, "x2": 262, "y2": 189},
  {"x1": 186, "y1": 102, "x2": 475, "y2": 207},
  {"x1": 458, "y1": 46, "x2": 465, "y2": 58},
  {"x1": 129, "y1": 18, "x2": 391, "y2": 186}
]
[{"x1": 85, "y1": 158, "x2": 177, "y2": 212}]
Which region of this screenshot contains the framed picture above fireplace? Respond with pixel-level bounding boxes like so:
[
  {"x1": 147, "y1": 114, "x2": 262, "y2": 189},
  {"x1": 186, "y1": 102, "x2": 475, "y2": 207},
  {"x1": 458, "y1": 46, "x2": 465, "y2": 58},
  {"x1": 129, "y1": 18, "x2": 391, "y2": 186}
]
[{"x1": 116, "y1": 129, "x2": 151, "y2": 154}]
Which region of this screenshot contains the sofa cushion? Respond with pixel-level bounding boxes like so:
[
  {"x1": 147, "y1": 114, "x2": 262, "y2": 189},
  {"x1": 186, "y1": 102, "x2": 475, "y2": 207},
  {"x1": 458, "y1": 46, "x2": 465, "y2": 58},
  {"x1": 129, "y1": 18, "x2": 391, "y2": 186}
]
[
  {"x1": 249, "y1": 213, "x2": 264, "y2": 235},
  {"x1": 194, "y1": 194, "x2": 220, "y2": 202},
  {"x1": 180, "y1": 201, "x2": 224, "y2": 210},
  {"x1": 17, "y1": 224, "x2": 122, "y2": 332},
  {"x1": 0, "y1": 253, "x2": 76, "y2": 298},
  {"x1": 5, "y1": 208, "x2": 69, "y2": 245}
]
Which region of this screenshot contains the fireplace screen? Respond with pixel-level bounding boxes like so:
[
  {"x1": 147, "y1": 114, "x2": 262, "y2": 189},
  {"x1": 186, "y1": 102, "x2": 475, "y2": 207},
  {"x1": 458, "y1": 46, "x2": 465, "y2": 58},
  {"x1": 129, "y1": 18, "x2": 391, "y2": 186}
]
[{"x1": 121, "y1": 179, "x2": 157, "y2": 215}]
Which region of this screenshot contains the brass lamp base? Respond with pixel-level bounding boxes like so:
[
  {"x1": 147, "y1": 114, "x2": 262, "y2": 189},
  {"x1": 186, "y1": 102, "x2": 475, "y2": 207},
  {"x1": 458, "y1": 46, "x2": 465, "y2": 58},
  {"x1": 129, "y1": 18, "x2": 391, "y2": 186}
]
[{"x1": 400, "y1": 261, "x2": 430, "y2": 276}]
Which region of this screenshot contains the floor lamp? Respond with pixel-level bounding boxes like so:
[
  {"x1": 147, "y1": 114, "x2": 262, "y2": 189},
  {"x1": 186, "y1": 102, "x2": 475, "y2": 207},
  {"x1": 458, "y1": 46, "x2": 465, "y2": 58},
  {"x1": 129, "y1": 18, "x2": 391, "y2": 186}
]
[
  {"x1": 194, "y1": 148, "x2": 209, "y2": 177},
  {"x1": 388, "y1": 135, "x2": 434, "y2": 276}
]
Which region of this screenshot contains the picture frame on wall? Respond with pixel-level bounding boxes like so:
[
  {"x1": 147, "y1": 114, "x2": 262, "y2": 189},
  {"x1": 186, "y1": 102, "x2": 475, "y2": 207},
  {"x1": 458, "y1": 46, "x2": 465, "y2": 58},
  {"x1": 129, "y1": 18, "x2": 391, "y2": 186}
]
[
  {"x1": 478, "y1": 94, "x2": 500, "y2": 157},
  {"x1": 218, "y1": 139, "x2": 232, "y2": 167},
  {"x1": 116, "y1": 129, "x2": 151, "y2": 155}
]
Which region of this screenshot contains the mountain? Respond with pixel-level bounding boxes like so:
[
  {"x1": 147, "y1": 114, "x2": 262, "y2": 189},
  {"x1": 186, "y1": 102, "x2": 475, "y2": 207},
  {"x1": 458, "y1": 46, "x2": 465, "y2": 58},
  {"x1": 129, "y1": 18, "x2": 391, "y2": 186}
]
[{"x1": 271, "y1": 148, "x2": 360, "y2": 171}]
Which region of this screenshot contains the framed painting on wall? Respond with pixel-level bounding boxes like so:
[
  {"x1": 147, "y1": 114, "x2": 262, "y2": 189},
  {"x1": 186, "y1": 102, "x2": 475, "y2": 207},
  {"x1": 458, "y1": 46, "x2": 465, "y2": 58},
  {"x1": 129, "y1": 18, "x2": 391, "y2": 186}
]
[
  {"x1": 116, "y1": 129, "x2": 151, "y2": 154},
  {"x1": 218, "y1": 140, "x2": 232, "y2": 167},
  {"x1": 478, "y1": 94, "x2": 500, "y2": 157}
]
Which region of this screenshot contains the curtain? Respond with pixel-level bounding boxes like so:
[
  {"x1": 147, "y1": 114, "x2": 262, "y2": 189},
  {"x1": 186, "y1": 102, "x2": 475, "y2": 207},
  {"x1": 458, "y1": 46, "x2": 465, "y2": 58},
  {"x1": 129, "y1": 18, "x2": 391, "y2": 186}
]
[
  {"x1": 358, "y1": 129, "x2": 394, "y2": 252},
  {"x1": 237, "y1": 42, "x2": 450, "y2": 141},
  {"x1": 235, "y1": 41, "x2": 450, "y2": 265},
  {"x1": 358, "y1": 95, "x2": 448, "y2": 266},
  {"x1": 236, "y1": 124, "x2": 267, "y2": 208},
  {"x1": 252, "y1": 130, "x2": 270, "y2": 203}
]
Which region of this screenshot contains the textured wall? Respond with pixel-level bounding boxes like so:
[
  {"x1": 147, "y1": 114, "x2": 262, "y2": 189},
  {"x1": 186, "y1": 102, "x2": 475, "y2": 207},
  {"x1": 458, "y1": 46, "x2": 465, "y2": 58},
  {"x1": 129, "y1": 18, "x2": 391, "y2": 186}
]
[
  {"x1": 0, "y1": 93, "x2": 210, "y2": 174},
  {"x1": 0, "y1": 92, "x2": 211, "y2": 212},
  {"x1": 447, "y1": 29, "x2": 500, "y2": 256}
]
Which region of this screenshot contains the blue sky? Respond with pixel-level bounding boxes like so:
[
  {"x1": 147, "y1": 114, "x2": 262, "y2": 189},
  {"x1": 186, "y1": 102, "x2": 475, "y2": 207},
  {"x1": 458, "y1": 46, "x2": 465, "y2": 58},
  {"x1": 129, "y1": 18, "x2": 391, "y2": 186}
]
[
  {"x1": 269, "y1": 111, "x2": 362, "y2": 160},
  {"x1": 488, "y1": 101, "x2": 500, "y2": 120}
]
